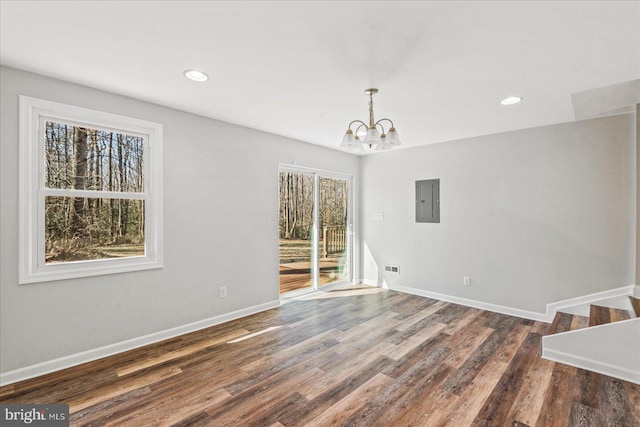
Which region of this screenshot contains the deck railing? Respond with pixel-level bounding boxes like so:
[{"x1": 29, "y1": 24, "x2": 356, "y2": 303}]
[{"x1": 322, "y1": 226, "x2": 346, "y2": 258}]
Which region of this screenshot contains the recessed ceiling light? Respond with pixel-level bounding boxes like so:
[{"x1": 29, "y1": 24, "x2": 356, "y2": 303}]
[
  {"x1": 501, "y1": 96, "x2": 522, "y2": 105},
  {"x1": 183, "y1": 69, "x2": 208, "y2": 82}
]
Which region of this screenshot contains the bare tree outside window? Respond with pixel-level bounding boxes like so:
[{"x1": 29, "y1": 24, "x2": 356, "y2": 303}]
[{"x1": 44, "y1": 121, "x2": 145, "y2": 263}]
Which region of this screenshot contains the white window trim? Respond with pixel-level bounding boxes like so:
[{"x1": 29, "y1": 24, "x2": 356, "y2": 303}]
[{"x1": 19, "y1": 96, "x2": 163, "y2": 284}]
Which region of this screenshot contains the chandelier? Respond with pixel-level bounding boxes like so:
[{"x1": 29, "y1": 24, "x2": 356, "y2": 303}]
[{"x1": 340, "y1": 88, "x2": 401, "y2": 151}]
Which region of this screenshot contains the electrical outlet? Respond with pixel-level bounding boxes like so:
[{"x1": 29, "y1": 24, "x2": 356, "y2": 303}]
[
  {"x1": 219, "y1": 287, "x2": 227, "y2": 298},
  {"x1": 463, "y1": 276, "x2": 471, "y2": 286}
]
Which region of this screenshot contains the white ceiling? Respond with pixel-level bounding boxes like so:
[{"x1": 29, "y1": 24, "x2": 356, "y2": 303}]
[{"x1": 1, "y1": 1, "x2": 639, "y2": 153}]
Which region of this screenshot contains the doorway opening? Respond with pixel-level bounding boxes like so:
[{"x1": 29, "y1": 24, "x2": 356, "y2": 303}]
[{"x1": 278, "y1": 166, "x2": 352, "y2": 296}]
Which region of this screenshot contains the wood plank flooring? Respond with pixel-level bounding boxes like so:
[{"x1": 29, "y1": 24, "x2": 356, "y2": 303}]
[
  {"x1": 631, "y1": 297, "x2": 640, "y2": 317},
  {"x1": 279, "y1": 258, "x2": 343, "y2": 294},
  {"x1": 1, "y1": 286, "x2": 639, "y2": 426},
  {"x1": 588, "y1": 305, "x2": 631, "y2": 327}
]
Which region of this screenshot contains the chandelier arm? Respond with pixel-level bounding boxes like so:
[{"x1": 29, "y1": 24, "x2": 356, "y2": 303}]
[
  {"x1": 374, "y1": 123, "x2": 386, "y2": 135},
  {"x1": 348, "y1": 119, "x2": 368, "y2": 131},
  {"x1": 375, "y1": 118, "x2": 395, "y2": 129},
  {"x1": 354, "y1": 123, "x2": 367, "y2": 135},
  {"x1": 375, "y1": 119, "x2": 395, "y2": 136},
  {"x1": 354, "y1": 123, "x2": 373, "y2": 147}
]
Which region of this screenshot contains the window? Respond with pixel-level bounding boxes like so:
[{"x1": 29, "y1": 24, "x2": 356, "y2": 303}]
[{"x1": 19, "y1": 96, "x2": 163, "y2": 283}]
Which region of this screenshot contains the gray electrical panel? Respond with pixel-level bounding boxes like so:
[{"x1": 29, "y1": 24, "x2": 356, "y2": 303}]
[{"x1": 416, "y1": 179, "x2": 440, "y2": 223}]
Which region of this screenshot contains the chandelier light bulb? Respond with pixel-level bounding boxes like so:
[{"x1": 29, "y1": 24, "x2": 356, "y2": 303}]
[
  {"x1": 364, "y1": 127, "x2": 381, "y2": 146},
  {"x1": 353, "y1": 136, "x2": 364, "y2": 152},
  {"x1": 340, "y1": 129, "x2": 356, "y2": 148},
  {"x1": 385, "y1": 127, "x2": 401, "y2": 146}
]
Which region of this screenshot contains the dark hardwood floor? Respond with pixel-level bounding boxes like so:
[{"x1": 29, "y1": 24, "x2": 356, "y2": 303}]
[{"x1": 1, "y1": 286, "x2": 639, "y2": 426}]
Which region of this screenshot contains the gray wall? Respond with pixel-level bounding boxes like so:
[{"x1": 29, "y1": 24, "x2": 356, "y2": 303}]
[
  {"x1": 637, "y1": 105, "x2": 640, "y2": 286},
  {"x1": 1, "y1": 64, "x2": 636, "y2": 375},
  {"x1": 361, "y1": 114, "x2": 636, "y2": 313},
  {"x1": 0, "y1": 66, "x2": 359, "y2": 373}
]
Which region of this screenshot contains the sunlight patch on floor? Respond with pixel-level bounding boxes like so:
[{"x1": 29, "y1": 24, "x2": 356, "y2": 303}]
[
  {"x1": 227, "y1": 326, "x2": 283, "y2": 344},
  {"x1": 305, "y1": 285, "x2": 385, "y2": 299}
]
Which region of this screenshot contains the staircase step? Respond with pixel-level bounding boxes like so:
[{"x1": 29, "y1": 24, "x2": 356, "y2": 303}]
[
  {"x1": 589, "y1": 305, "x2": 631, "y2": 327},
  {"x1": 631, "y1": 297, "x2": 640, "y2": 317},
  {"x1": 548, "y1": 312, "x2": 589, "y2": 335},
  {"x1": 569, "y1": 315, "x2": 589, "y2": 331},
  {"x1": 542, "y1": 318, "x2": 640, "y2": 384}
]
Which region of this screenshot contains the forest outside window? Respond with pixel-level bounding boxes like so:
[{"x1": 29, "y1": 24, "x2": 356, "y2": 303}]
[{"x1": 19, "y1": 96, "x2": 163, "y2": 283}]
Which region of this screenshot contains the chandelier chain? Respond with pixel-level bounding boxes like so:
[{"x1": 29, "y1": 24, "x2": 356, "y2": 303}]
[{"x1": 368, "y1": 94, "x2": 375, "y2": 128}]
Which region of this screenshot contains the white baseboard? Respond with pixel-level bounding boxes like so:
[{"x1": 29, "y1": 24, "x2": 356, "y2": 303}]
[
  {"x1": 0, "y1": 300, "x2": 280, "y2": 387},
  {"x1": 363, "y1": 281, "x2": 637, "y2": 323},
  {"x1": 372, "y1": 282, "x2": 549, "y2": 322},
  {"x1": 546, "y1": 284, "x2": 636, "y2": 315},
  {"x1": 542, "y1": 347, "x2": 640, "y2": 384}
]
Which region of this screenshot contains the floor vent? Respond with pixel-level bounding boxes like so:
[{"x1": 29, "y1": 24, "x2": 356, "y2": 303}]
[{"x1": 385, "y1": 265, "x2": 400, "y2": 273}]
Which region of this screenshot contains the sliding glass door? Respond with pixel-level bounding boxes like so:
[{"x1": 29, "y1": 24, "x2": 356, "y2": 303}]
[
  {"x1": 318, "y1": 176, "x2": 349, "y2": 286},
  {"x1": 278, "y1": 166, "x2": 351, "y2": 296},
  {"x1": 278, "y1": 170, "x2": 315, "y2": 294}
]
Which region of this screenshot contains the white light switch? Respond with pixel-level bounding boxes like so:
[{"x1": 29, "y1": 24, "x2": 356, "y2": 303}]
[{"x1": 372, "y1": 212, "x2": 384, "y2": 221}]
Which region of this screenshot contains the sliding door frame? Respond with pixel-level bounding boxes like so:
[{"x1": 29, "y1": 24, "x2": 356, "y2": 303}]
[{"x1": 278, "y1": 164, "x2": 354, "y2": 297}]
